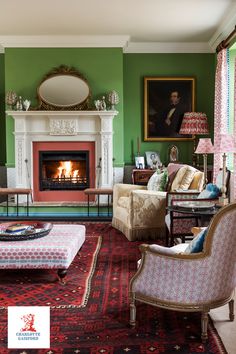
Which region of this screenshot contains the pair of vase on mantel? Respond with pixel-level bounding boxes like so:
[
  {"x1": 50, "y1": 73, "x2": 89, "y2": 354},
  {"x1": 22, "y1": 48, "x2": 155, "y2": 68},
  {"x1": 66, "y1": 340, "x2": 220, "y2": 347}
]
[
  {"x1": 94, "y1": 90, "x2": 119, "y2": 111},
  {"x1": 16, "y1": 97, "x2": 31, "y2": 111}
]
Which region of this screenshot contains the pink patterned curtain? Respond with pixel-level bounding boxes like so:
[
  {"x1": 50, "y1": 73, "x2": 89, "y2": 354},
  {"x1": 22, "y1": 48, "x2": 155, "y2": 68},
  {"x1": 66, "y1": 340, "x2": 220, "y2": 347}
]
[
  {"x1": 234, "y1": 58, "x2": 236, "y2": 200},
  {"x1": 213, "y1": 49, "x2": 229, "y2": 182}
]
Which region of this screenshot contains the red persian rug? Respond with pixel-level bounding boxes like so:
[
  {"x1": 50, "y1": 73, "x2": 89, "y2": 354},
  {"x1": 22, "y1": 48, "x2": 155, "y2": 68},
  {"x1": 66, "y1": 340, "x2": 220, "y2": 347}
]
[
  {"x1": 0, "y1": 223, "x2": 227, "y2": 354},
  {"x1": 0, "y1": 234, "x2": 101, "y2": 308}
]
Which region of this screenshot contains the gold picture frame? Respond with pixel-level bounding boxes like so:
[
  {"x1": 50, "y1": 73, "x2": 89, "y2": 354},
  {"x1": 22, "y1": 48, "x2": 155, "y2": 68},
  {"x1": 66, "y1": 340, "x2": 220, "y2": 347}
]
[{"x1": 144, "y1": 77, "x2": 195, "y2": 141}]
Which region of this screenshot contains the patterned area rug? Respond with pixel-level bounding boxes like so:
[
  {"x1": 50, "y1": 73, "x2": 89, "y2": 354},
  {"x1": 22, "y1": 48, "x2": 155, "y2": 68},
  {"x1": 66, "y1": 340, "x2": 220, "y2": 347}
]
[
  {"x1": 0, "y1": 234, "x2": 101, "y2": 308},
  {"x1": 0, "y1": 223, "x2": 227, "y2": 354}
]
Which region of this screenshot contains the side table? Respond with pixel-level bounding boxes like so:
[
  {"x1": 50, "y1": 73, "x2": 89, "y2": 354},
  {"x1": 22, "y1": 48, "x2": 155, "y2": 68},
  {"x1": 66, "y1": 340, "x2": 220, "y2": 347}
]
[
  {"x1": 166, "y1": 203, "x2": 221, "y2": 246},
  {"x1": 132, "y1": 169, "x2": 155, "y2": 185}
]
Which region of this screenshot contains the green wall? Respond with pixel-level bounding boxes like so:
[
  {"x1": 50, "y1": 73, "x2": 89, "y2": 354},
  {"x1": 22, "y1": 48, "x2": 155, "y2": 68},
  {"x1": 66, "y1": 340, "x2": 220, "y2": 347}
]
[
  {"x1": 4, "y1": 48, "x2": 124, "y2": 167},
  {"x1": 123, "y1": 53, "x2": 215, "y2": 165},
  {"x1": 3, "y1": 49, "x2": 216, "y2": 169},
  {"x1": 0, "y1": 53, "x2": 6, "y2": 165}
]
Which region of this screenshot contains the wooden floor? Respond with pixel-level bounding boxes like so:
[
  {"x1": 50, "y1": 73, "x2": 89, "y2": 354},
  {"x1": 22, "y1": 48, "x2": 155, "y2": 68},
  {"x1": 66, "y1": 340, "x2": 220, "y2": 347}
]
[{"x1": 211, "y1": 291, "x2": 236, "y2": 354}]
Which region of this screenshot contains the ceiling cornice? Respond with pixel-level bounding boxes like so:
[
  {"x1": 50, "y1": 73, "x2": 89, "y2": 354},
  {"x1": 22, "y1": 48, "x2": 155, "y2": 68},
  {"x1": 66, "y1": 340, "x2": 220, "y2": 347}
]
[
  {"x1": 1, "y1": 16, "x2": 236, "y2": 55},
  {"x1": 0, "y1": 35, "x2": 130, "y2": 49},
  {"x1": 0, "y1": 36, "x2": 214, "y2": 53},
  {"x1": 124, "y1": 42, "x2": 213, "y2": 53},
  {"x1": 209, "y1": 5, "x2": 236, "y2": 51}
]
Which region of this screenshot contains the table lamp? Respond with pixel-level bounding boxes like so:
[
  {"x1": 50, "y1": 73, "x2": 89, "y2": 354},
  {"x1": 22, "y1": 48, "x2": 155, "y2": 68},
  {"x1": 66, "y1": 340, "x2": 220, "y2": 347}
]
[
  {"x1": 179, "y1": 112, "x2": 209, "y2": 166},
  {"x1": 214, "y1": 134, "x2": 235, "y2": 205},
  {"x1": 195, "y1": 138, "x2": 214, "y2": 186}
]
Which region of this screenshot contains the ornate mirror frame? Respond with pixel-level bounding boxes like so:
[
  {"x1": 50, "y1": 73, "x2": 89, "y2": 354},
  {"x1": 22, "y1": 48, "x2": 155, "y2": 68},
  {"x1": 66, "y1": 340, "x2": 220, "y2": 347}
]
[{"x1": 37, "y1": 65, "x2": 91, "y2": 110}]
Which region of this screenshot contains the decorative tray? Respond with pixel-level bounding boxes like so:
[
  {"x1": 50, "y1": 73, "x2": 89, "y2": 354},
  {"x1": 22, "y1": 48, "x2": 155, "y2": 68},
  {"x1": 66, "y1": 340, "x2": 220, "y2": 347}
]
[
  {"x1": 0, "y1": 222, "x2": 53, "y2": 241},
  {"x1": 175, "y1": 201, "x2": 216, "y2": 210}
]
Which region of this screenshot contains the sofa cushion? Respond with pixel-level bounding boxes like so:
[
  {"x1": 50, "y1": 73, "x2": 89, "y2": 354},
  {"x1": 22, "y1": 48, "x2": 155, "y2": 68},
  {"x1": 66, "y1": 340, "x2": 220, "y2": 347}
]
[
  {"x1": 184, "y1": 228, "x2": 208, "y2": 254},
  {"x1": 149, "y1": 243, "x2": 188, "y2": 254},
  {"x1": 171, "y1": 165, "x2": 197, "y2": 191},
  {"x1": 166, "y1": 163, "x2": 184, "y2": 191},
  {"x1": 197, "y1": 183, "x2": 221, "y2": 199},
  {"x1": 167, "y1": 163, "x2": 185, "y2": 177},
  {"x1": 189, "y1": 171, "x2": 204, "y2": 191},
  {"x1": 147, "y1": 170, "x2": 168, "y2": 191}
]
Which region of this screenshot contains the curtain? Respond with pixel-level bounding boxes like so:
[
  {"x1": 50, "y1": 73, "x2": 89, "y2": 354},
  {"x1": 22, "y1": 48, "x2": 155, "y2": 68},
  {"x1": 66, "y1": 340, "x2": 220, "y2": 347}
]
[
  {"x1": 213, "y1": 49, "x2": 230, "y2": 182},
  {"x1": 234, "y1": 58, "x2": 236, "y2": 200}
]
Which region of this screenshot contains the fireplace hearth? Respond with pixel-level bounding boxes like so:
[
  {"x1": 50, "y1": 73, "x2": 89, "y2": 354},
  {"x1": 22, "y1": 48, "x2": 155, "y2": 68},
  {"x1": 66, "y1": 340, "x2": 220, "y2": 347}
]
[{"x1": 39, "y1": 151, "x2": 89, "y2": 191}]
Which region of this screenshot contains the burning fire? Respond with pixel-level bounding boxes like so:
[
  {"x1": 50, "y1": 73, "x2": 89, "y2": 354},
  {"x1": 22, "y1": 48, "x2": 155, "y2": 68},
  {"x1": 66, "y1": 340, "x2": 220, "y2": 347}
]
[{"x1": 57, "y1": 161, "x2": 79, "y2": 182}]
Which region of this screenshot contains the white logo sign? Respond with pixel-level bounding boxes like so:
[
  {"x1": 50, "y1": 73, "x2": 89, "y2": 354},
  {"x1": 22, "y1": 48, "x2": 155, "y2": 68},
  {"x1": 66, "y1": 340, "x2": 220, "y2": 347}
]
[{"x1": 8, "y1": 306, "x2": 50, "y2": 349}]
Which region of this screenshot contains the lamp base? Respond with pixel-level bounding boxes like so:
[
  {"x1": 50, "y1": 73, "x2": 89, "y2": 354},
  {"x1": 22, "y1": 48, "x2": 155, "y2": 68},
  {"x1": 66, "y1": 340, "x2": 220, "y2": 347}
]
[{"x1": 218, "y1": 196, "x2": 229, "y2": 206}]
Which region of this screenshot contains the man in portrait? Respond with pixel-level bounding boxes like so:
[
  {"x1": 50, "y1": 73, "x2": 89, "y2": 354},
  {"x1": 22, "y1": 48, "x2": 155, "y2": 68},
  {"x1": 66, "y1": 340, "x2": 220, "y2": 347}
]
[
  {"x1": 145, "y1": 77, "x2": 194, "y2": 140},
  {"x1": 155, "y1": 90, "x2": 187, "y2": 137}
]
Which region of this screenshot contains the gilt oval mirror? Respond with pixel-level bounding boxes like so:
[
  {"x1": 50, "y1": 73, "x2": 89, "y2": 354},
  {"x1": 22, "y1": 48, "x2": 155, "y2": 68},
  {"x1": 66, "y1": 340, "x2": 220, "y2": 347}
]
[{"x1": 37, "y1": 65, "x2": 90, "y2": 110}]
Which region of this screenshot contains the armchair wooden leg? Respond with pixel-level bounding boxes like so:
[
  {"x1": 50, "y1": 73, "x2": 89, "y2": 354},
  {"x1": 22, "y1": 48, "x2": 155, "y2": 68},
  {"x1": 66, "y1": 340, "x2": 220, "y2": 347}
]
[
  {"x1": 229, "y1": 299, "x2": 234, "y2": 321},
  {"x1": 130, "y1": 299, "x2": 136, "y2": 327},
  {"x1": 201, "y1": 311, "x2": 209, "y2": 342}
]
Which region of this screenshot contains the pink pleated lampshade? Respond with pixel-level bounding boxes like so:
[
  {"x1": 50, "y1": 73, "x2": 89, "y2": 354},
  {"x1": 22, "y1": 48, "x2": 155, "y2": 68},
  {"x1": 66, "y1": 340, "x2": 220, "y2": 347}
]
[
  {"x1": 214, "y1": 134, "x2": 235, "y2": 153},
  {"x1": 195, "y1": 138, "x2": 214, "y2": 154},
  {"x1": 179, "y1": 112, "x2": 209, "y2": 135}
]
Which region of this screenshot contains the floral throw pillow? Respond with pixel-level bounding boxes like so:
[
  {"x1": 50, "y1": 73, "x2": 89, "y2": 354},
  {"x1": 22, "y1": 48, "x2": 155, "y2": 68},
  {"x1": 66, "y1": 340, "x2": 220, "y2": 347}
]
[{"x1": 147, "y1": 169, "x2": 168, "y2": 192}]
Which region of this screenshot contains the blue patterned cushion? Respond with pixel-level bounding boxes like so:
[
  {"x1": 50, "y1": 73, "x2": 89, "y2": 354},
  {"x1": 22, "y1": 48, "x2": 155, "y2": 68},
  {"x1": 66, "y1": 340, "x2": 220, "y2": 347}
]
[
  {"x1": 184, "y1": 228, "x2": 208, "y2": 254},
  {"x1": 197, "y1": 183, "x2": 220, "y2": 199}
]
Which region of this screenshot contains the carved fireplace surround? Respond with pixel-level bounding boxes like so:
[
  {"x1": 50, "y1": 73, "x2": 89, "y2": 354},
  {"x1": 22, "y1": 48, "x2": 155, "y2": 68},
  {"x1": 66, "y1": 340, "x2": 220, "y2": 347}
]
[{"x1": 6, "y1": 110, "x2": 119, "y2": 202}]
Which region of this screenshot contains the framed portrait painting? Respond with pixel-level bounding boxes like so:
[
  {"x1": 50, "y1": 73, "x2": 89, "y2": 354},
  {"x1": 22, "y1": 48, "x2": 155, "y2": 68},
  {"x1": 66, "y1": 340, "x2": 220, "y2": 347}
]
[{"x1": 144, "y1": 77, "x2": 195, "y2": 141}]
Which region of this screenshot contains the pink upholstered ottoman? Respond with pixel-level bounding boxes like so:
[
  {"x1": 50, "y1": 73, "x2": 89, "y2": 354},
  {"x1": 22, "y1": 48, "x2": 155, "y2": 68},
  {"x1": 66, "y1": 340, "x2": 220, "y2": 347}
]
[{"x1": 0, "y1": 224, "x2": 86, "y2": 282}]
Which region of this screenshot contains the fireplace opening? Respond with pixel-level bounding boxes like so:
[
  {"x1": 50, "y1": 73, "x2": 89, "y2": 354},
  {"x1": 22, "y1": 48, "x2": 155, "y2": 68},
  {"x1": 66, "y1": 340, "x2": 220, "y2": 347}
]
[{"x1": 39, "y1": 151, "x2": 89, "y2": 191}]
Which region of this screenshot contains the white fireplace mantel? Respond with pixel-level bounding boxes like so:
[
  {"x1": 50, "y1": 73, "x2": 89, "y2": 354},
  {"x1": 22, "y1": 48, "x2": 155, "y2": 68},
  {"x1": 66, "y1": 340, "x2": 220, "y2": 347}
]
[{"x1": 6, "y1": 110, "x2": 118, "y2": 200}]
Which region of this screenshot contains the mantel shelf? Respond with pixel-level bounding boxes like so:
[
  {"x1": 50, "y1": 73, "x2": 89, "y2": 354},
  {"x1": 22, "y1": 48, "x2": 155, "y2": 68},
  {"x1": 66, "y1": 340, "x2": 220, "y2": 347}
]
[{"x1": 6, "y1": 110, "x2": 118, "y2": 117}]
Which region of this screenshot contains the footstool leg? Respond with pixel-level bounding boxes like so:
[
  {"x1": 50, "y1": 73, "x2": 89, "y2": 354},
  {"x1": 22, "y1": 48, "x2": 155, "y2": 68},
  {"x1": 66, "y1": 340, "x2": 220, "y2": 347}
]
[{"x1": 57, "y1": 269, "x2": 67, "y2": 284}]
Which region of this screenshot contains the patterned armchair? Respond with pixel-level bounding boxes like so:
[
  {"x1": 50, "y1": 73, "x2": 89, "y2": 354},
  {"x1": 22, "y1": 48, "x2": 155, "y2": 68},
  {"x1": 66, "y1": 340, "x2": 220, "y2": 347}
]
[{"x1": 129, "y1": 203, "x2": 236, "y2": 342}]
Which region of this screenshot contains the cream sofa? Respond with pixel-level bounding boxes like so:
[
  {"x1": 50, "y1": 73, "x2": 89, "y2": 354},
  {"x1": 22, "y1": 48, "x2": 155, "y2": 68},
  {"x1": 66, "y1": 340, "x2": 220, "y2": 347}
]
[{"x1": 112, "y1": 164, "x2": 204, "y2": 241}]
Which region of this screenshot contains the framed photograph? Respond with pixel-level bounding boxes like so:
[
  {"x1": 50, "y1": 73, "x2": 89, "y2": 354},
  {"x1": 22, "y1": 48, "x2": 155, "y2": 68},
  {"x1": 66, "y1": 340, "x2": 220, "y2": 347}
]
[
  {"x1": 144, "y1": 77, "x2": 195, "y2": 141},
  {"x1": 135, "y1": 156, "x2": 145, "y2": 169},
  {"x1": 145, "y1": 151, "x2": 161, "y2": 169}
]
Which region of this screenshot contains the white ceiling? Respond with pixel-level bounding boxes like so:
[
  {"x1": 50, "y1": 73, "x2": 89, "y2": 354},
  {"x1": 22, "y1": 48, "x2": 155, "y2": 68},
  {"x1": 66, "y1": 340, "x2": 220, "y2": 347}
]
[{"x1": 0, "y1": 0, "x2": 236, "y2": 52}]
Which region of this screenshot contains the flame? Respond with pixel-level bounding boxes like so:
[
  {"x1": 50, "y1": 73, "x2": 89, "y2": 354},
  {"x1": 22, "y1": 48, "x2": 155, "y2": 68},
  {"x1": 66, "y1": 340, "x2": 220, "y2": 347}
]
[{"x1": 57, "y1": 161, "x2": 79, "y2": 182}]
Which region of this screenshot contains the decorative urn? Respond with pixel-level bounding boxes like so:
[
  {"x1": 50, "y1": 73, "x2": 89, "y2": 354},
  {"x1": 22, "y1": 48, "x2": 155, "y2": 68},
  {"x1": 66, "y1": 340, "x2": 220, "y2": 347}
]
[{"x1": 107, "y1": 90, "x2": 119, "y2": 110}]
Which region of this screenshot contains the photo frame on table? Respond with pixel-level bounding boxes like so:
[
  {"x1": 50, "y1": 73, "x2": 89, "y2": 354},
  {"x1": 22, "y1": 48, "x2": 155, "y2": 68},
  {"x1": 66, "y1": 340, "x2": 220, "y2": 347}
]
[
  {"x1": 135, "y1": 156, "x2": 145, "y2": 169},
  {"x1": 144, "y1": 77, "x2": 195, "y2": 141},
  {"x1": 145, "y1": 151, "x2": 161, "y2": 169}
]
